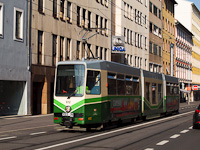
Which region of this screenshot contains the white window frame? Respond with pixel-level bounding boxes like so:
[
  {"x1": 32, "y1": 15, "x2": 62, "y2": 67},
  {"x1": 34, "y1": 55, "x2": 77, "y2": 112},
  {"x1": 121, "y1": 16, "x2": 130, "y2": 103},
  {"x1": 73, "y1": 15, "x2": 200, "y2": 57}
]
[
  {"x1": 13, "y1": 7, "x2": 24, "y2": 41},
  {"x1": 0, "y1": 2, "x2": 3, "y2": 37}
]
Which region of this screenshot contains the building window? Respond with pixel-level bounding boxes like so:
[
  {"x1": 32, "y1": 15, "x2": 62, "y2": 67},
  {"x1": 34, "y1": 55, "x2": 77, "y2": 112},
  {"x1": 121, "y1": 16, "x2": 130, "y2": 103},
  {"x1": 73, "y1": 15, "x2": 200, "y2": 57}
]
[
  {"x1": 67, "y1": 38, "x2": 71, "y2": 60},
  {"x1": 60, "y1": 0, "x2": 64, "y2": 20},
  {"x1": 96, "y1": 15, "x2": 99, "y2": 32},
  {"x1": 149, "y1": 41, "x2": 152, "y2": 53},
  {"x1": 153, "y1": 5, "x2": 157, "y2": 16},
  {"x1": 135, "y1": 9, "x2": 137, "y2": 23},
  {"x1": 77, "y1": 6, "x2": 81, "y2": 26},
  {"x1": 96, "y1": 46, "x2": 98, "y2": 58},
  {"x1": 67, "y1": 1, "x2": 72, "y2": 22},
  {"x1": 100, "y1": 17, "x2": 103, "y2": 34},
  {"x1": 149, "y1": 2, "x2": 152, "y2": 13},
  {"x1": 0, "y1": 3, "x2": 3, "y2": 37},
  {"x1": 76, "y1": 41, "x2": 80, "y2": 60},
  {"x1": 135, "y1": 32, "x2": 137, "y2": 47},
  {"x1": 14, "y1": 8, "x2": 24, "y2": 41},
  {"x1": 82, "y1": 9, "x2": 86, "y2": 27},
  {"x1": 60, "y1": 37, "x2": 64, "y2": 61},
  {"x1": 138, "y1": 34, "x2": 140, "y2": 47},
  {"x1": 135, "y1": 56, "x2": 137, "y2": 67},
  {"x1": 53, "y1": 0, "x2": 57, "y2": 18},
  {"x1": 127, "y1": 29, "x2": 129, "y2": 44},
  {"x1": 105, "y1": 19, "x2": 108, "y2": 36},
  {"x1": 150, "y1": 22, "x2": 152, "y2": 32},
  {"x1": 52, "y1": 34, "x2": 57, "y2": 66},
  {"x1": 154, "y1": 44, "x2": 157, "y2": 55},
  {"x1": 38, "y1": 31, "x2": 43, "y2": 64},
  {"x1": 88, "y1": 11, "x2": 91, "y2": 29},
  {"x1": 159, "y1": 9, "x2": 161, "y2": 19},
  {"x1": 38, "y1": 0, "x2": 44, "y2": 13},
  {"x1": 105, "y1": 48, "x2": 107, "y2": 60},
  {"x1": 159, "y1": 46, "x2": 162, "y2": 57},
  {"x1": 130, "y1": 31, "x2": 133, "y2": 45},
  {"x1": 100, "y1": 47, "x2": 103, "y2": 59},
  {"x1": 124, "y1": 28, "x2": 126, "y2": 43},
  {"x1": 145, "y1": 37, "x2": 147, "y2": 50}
]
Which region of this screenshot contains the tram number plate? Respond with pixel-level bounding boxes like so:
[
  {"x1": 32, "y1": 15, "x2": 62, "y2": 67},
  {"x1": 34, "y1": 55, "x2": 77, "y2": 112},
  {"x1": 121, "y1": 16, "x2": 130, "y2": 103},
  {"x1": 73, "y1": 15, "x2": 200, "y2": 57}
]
[{"x1": 62, "y1": 112, "x2": 74, "y2": 117}]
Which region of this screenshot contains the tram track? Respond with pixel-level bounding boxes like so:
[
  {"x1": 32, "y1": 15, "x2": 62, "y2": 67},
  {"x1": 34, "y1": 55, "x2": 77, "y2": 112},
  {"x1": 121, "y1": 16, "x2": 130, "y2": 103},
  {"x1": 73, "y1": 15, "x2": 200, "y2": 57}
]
[{"x1": 34, "y1": 111, "x2": 193, "y2": 150}]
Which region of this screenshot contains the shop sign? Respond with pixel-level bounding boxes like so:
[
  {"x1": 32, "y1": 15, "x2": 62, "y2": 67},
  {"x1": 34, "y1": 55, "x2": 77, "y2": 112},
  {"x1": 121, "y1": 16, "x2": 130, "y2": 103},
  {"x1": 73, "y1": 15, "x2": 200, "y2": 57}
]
[{"x1": 112, "y1": 36, "x2": 125, "y2": 53}]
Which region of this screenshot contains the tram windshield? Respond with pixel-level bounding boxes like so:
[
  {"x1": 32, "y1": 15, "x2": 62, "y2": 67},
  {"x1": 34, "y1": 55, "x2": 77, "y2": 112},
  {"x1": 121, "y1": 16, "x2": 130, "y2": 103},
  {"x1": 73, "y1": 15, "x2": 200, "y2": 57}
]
[{"x1": 56, "y1": 65, "x2": 85, "y2": 97}]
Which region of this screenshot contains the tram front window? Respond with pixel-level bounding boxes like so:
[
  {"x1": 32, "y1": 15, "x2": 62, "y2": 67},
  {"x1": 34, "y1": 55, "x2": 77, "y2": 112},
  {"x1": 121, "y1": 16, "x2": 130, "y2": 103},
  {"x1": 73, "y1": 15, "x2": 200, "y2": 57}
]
[{"x1": 56, "y1": 65, "x2": 85, "y2": 97}]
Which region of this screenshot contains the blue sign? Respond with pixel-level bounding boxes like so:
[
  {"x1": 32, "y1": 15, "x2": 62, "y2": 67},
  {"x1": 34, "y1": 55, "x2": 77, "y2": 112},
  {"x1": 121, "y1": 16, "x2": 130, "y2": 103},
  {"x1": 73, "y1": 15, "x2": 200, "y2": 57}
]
[{"x1": 112, "y1": 46, "x2": 126, "y2": 52}]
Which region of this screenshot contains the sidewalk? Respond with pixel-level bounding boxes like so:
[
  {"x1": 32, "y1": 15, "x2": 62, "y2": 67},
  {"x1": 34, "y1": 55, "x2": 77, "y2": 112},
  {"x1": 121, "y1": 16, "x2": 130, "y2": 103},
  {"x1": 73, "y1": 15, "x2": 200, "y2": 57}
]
[{"x1": 180, "y1": 101, "x2": 200, "y2": 108}]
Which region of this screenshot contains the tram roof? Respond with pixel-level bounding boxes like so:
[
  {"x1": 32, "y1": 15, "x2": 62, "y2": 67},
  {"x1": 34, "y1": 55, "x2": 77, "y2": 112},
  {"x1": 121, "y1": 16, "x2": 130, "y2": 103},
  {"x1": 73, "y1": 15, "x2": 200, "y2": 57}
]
[
  {"x1": 165, "y1": 74, "x2": 179, "y2": 83},
  {"x1": 57, "y1": 60, "x2": 141, "y2": 76}
]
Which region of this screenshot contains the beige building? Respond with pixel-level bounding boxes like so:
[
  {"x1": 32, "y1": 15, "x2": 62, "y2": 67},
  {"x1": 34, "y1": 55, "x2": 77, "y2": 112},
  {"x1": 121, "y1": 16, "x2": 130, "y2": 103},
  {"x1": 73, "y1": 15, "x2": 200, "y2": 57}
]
[
  {"x1": 112, "y1": 0, "x2": 149, "y2": 70},
  {"x1": 31, "y1": 0, "x2": 111, "y2": 114},
  {"x1": 149, "y1": 0, "x2": 162, "y2": 73}
]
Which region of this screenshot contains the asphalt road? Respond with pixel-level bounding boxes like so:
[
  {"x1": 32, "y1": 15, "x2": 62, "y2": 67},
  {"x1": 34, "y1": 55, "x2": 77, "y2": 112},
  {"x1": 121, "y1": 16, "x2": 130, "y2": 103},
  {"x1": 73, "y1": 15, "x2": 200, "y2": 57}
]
[{"x1": 0, "y1": 102, "x2": 199, "y2": 150}]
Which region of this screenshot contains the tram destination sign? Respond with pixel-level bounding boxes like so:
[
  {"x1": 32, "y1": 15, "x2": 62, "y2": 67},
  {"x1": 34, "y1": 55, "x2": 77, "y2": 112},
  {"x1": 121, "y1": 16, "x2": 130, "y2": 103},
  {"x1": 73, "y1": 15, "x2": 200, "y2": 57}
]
[{"x1": 112, "y1": 36, "x2": 126, "y2": 53}]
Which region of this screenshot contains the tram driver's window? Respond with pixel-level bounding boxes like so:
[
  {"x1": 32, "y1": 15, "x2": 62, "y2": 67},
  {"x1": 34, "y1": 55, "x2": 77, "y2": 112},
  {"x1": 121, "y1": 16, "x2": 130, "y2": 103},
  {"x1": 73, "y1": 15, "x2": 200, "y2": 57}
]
[{"x1": 86, "y1": 70, "x2": 101, "y2": 94}]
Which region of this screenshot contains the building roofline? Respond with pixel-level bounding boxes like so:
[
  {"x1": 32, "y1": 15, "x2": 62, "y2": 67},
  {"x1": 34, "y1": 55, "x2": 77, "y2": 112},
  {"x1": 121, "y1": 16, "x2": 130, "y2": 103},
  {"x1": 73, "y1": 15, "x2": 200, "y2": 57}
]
[
  {"x1": 191, "y1": 3, "x2": 200, "y2": 17},
  {"x1": 175, "y1": 19, "x2": 194, "y2": 36}
]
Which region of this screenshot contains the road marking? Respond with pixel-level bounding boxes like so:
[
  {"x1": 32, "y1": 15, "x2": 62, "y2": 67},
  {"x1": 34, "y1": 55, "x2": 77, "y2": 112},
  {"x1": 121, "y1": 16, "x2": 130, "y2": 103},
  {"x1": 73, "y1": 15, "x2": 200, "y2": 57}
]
[
  {"x1": 156, "y1": 140, "x2": 169, "y2": 146},
  {"x1": 170, "y1": 134, "x2": 180, "y2": 139},
  {"x1": 189, "y1": 126, "x2": 193, "y2": 129},
  {"x1": 30, "y1": 132, "x2": 46, "y2": 136},
  {"x1": 35, "y1": 111, "x2": 194, "y2": 150},
  {"x1": 180, "y1": 130, "x2": 189, "y2": 133},
  {"x1": 0, "y1": 136, "x2": 17, "y2": 141},
  {"x1": 0, "y1": 124, "x2": 56, "y2": 134},
  {"x1": 144, "y1": 148, "x2": 154, "y2": 150}
]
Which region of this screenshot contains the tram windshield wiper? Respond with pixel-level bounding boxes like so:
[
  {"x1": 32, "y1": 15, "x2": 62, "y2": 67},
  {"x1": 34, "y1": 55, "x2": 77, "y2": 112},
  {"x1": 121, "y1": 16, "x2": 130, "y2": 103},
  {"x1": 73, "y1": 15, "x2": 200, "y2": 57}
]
[{"x1": 67, "y1": 89, "x2": 78, "y2": 99}]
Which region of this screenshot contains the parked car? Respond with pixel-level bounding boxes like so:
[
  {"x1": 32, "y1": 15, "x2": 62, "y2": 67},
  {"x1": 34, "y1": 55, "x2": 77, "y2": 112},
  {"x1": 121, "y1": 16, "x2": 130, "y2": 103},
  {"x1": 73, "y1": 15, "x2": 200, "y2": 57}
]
[{"x1": 193, "y1": 104, "x2": 200, "y2": 129}]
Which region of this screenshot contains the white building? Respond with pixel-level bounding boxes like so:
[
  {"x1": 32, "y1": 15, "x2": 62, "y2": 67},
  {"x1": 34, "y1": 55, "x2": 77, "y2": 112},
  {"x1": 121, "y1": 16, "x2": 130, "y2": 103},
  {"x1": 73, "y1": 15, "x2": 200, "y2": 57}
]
[{"x1": 112, "y1": 0, "x2": 149, "y2": 70}]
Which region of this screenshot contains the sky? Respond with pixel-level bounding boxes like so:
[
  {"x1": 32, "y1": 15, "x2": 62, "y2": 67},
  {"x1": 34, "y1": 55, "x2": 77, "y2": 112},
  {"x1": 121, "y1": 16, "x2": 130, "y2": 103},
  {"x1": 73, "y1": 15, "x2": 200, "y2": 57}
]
[{"x1": 188, "y1": 0, "x2": 200, "y2": 10}]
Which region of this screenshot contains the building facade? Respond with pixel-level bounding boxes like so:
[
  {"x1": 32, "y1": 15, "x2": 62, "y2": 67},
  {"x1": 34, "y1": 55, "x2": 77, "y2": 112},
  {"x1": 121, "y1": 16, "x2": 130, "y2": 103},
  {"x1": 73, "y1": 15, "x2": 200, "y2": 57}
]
[
  {"x1": 175, "y1": 20, "x2": 193, "y2": 102},
  {"x1": 112, "y1": 0, "x2": 149, "y2": 70},
  {"x1": 175, "y1": 0, "x2": 200, "y2": 101},
  {"x1": 0, "y1": 0, "x2": 30, "y2": 115},
  {"x1": 149, "y1": 0, "x2": 162, "y2": 73},
  {"x1": 31, "y1": 0, "x2": 111, "y2": 114},
  {"x1": 162, "y1": 0, "x2": 177, "y2": 76}
]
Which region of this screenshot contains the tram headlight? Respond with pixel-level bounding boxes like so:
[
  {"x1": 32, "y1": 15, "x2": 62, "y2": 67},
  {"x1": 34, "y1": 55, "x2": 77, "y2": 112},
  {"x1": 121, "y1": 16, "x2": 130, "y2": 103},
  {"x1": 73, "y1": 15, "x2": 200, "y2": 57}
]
[{"x1": 65, "y1": 106, "x2": 71, "y2": 113}]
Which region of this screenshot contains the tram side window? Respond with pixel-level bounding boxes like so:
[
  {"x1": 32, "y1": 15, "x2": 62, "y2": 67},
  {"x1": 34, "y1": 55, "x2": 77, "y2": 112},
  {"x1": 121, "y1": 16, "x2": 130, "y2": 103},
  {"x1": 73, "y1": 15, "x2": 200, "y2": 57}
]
[
  {"x1": 117, "y1": 74, "x2": 125, "y2": 95},
  {"x1": 133, "y1": 77, "x2": 139, "y2": 95},
  {"x1": 86, "y1": 70, "x2": 101, "y2": 95},
  {"x1": 152, "y1": 83, "x2": 157, "y2": 104},
  {"x1": 125, "y1": 76, "x2": 133, "y2": 95},
  {"x1": 108, "y1": 73, "x2": 116, "y2": 95},
  {"x1": 158, "y1": 84, "x2": 162, "y2": 103},
  {"x1": 173, "y1": 85, "x2": 179, "y2": 95},
  {"x1": 145, "y1": 82, "x2": 150, "y2": 102},
  {"x1": 166, "y1": 83, "x2": 173, "y2": 96}
]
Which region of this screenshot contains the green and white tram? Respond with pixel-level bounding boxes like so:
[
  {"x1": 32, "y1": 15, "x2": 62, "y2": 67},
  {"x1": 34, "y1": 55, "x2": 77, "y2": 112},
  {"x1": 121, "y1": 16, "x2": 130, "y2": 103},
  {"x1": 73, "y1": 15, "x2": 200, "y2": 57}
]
[{"x1": 53, "y1": 60, "x2": 179, "y2": 129}]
